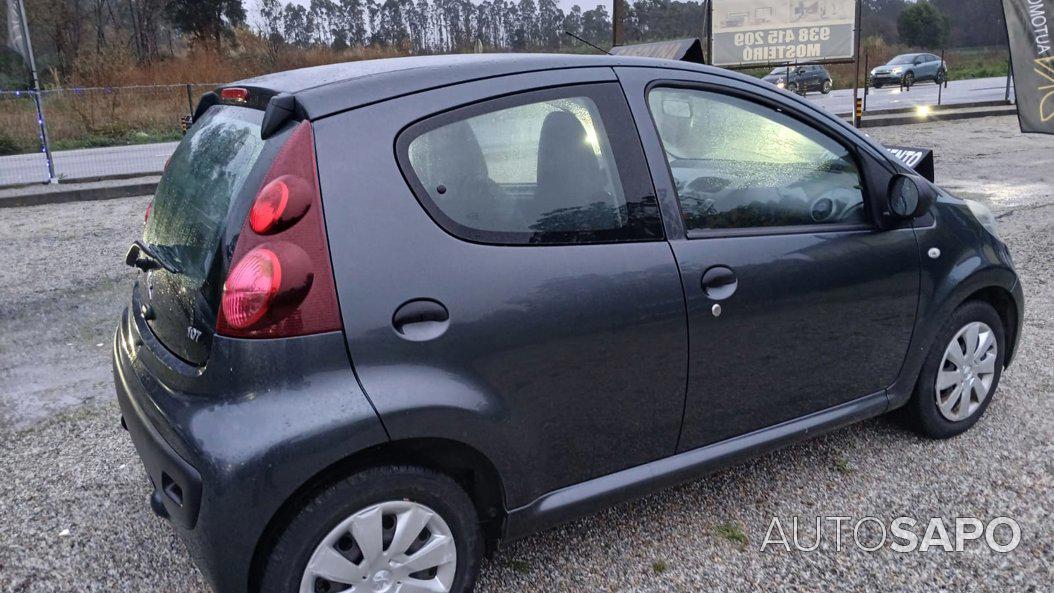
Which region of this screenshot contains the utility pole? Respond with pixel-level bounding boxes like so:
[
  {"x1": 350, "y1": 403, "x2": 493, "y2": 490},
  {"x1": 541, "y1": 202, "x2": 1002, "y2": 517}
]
[
  {"x1": 613, "y1": 0, "x2": 623, "y2": 47},
  {"x1": 851, "y1": 0, "x2": 862, "y2": 128},
  {"x1": 14, "y1": 0, "x2": 57, "y2": 183}
]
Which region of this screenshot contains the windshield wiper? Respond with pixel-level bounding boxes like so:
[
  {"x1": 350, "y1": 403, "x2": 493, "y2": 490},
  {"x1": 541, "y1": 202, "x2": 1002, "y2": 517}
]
[{"x1": 125, "y1": 240, "x2": 181, "y2": 274}]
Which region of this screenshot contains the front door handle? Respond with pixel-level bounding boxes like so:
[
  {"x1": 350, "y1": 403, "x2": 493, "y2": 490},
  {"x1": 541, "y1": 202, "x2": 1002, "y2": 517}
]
[
  {"x1": 392, "y1": 298, "x2": 450, "y2": 341},
  {"x1": 701, "y1": 266, "x2": 738, "y2": 301}
]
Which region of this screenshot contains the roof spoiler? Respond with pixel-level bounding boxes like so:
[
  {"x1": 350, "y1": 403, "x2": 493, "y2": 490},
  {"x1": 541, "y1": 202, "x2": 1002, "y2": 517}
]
[
  {"x1": 191, "y1": 89, "x2": 306, "y2": 140},
  {"x1": 610, "y1": 38, "x2": 705, "y2": 64},
  {"x1": 884, "y1": 146, "x2": 935, "y2": 182}
]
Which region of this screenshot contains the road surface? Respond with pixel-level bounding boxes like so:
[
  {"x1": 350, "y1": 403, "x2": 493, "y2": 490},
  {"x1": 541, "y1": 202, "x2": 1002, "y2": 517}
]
[
  {"x1": 808, "y1": 75, "x2": 1014, "y2": 115},
  {"x1": 0, "y1": 76, "x2": 1014, "y2": 187}
]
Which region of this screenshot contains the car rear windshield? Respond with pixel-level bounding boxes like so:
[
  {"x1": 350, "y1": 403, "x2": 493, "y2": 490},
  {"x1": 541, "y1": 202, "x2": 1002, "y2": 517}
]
[{"x1": 143, "y1": 106, "x2": 266, "y2": 281}]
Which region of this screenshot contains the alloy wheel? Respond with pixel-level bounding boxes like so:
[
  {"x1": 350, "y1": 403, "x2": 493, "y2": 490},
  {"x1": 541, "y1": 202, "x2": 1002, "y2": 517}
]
[
  {"x1": 301, "y1": 500, "x2": 457, "y2": 593},
  {"x1": 935, "y1": 321, "x2": 998, "y2": 422}
]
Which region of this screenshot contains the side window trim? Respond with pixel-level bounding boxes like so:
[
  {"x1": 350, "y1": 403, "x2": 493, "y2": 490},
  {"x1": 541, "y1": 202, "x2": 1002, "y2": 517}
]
[
  {"x1": 642, "y1": 79, "x2": 877, "y2": 240},
  {"x1": 395, "y1": 82, "x2": 663, "y2": 247}
]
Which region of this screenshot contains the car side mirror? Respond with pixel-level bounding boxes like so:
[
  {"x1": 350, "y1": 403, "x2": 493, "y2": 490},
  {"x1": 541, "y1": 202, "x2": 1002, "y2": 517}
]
[{"x1": 887, "y1": 174, "x2": 935, "y2": 219}]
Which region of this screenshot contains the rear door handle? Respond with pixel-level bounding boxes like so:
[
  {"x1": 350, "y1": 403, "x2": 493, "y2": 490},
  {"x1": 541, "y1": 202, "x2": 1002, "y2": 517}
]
[
  {"x1": 701, "y1": 265, "x2": 738, "y2": 301},
  {"x1": 392, "y1": 299, "x2": 450, "y2": 341}
]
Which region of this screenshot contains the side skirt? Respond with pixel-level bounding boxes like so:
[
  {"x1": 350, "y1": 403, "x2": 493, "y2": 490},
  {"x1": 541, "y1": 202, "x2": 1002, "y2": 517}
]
[{"x1": 502, "y1": 390, "x2": 888, "y2": 542}]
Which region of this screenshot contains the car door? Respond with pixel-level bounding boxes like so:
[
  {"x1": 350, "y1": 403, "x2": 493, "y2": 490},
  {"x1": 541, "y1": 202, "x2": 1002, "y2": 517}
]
[
  {"x1": 617, "y1": 67, "x2": 920, "y2": 450},
  {"x1": 916, "y1": 55, "x2": 932, "y2": 78},
  {"x1": 808, "y1": 66, "x2": 821, "y2": 89},
  {"x1": 315, "y1": 68, "x2": 689, "y2": 508}
]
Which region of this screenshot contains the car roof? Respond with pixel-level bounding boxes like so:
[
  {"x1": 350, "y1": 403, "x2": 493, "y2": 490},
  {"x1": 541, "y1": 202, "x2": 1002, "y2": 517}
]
[{"x1": 228, "y1": 53, "x2": 726, "y2": 120}]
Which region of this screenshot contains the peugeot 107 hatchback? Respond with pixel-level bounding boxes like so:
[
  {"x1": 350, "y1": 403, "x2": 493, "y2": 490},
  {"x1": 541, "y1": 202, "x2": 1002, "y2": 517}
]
[{"x1": 113, "y1": 54, "x2": 1023, "y2": 593}]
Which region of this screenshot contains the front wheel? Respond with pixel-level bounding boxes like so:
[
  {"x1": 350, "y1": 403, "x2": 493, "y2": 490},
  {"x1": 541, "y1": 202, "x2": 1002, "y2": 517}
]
[
  {"x1": 903, "y1": 71, "x2": 915, "y2": 87},
  {"x1": 260, "y1": 466, "x2": 483, "y2": 593},
  {"x1": 904, "y1": 301, "x2": 1005, "y2": 439},
  {"x1": 821, "y1": 79, "x2": 832, "y2": 94}
]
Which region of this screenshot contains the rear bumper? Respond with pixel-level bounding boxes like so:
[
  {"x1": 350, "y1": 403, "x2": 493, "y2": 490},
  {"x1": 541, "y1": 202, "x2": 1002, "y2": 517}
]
[
  {"x1": 112, "y1": 289, "x2": 388, "y2": 593},
  {"x1": 115, "y1": 367, "x2": 202, "y2": 530}
]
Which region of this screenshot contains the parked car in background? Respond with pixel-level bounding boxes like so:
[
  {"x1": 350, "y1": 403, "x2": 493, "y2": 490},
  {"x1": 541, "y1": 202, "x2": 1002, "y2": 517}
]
[
  {"x1": 871, "y1": 53, "x2": 948, "y2": 88},
  {"x1": 761, "y1": 64, "x2": 833, "y2": 95},
  {"x1": 114, "y1": 54, "x2": 1022, "y2": 593}
]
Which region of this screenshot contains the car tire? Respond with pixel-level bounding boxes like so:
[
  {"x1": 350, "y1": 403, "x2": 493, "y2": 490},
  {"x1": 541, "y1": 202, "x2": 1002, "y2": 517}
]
[
  {"x1": 821, "y1": 79, "x2": 832, "y2": 94},
  {"x1": 260, "y1": 465, "x2": 483, "y2": 593},
  {"x1": 935, "y1": 69, "x2": 946, "y2": 85},
  {"x1": 903, "y1": 71, "x2": 915, "y2": 87},
  {"x1": 786, "y1": 82, "x2": 798, "y2": 94},
  {"x1": 873, "y1": 81, "x2": 883, "y2": 89},
  {"x1": 905, "y1": 300, "x2": 1005, "y2": 439}
]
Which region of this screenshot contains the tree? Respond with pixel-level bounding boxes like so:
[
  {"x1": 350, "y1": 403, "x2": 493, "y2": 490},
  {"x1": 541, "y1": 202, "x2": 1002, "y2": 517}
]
[
  {"x1": 897, "y1": 1, "x2": 949, "y2": 49},
  {"x1": 283, "y1": 2, "x2": 311, "y2": 46},
  {"x1": 581, "y1": 3, "x2": 611, "y2": 46},
  {"x1": 165, "y1": 0, "x2": 246, "y2": 47},
  {"x1": 931, "y1": 0, "x2": 1007, "y2": 47}
]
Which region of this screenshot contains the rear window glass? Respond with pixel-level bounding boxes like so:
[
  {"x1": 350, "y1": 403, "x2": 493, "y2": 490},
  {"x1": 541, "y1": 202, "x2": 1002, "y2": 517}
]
[{"x1": 144, "y1": 107, "x2": 265, "y2": 281}]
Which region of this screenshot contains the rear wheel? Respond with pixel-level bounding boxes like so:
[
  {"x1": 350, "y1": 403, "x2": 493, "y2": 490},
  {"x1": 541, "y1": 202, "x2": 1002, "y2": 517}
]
[
  {"x1": 935, "y1": 69, "x2": 947, "y2": 85},
  {"x1": 905, "y1": 301, "x2": 1005, "y2": 439},
  {"x1": 821, "y1": 79, "x2": 832, "y2": 94},
  {"x1": 261, "y1": 466, "x2": 482, "y2": 593},
  {"x1": 873, "y1": 81, "x2": 883, "y2": 89},
  {"x1": 903, "y1": 71, "x2": 915, "y2": 88}
]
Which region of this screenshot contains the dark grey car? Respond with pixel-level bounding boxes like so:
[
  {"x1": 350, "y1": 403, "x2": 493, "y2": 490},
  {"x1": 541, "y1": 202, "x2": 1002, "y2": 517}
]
[
  {"x1": 114, "y1": 54, "x2": 1023, "y2": 593},
  {"x1": 761, "y1": 63, "x2": 833, "y2": 95}
]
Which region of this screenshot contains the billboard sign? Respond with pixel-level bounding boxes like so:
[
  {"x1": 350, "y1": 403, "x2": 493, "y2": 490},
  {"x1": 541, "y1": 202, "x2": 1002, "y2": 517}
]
[
  {"x1": 711, "y1": 0, "x2": 857, "y2": 67},
  {"x1": 1002, "y1": 0, "x2": 1054, "y2": 134}
]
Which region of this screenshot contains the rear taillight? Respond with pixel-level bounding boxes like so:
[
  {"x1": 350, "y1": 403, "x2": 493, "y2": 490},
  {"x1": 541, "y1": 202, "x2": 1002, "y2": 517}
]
[
  {"x1": 249, "y1": 175, "x2": 311, "y2": 234},
  {"x1": 215, "y1": 121, "x2": 342, "y2": 338},
  {"x1": 221, "y1": 247, "x2": 282, "y2": 328}
]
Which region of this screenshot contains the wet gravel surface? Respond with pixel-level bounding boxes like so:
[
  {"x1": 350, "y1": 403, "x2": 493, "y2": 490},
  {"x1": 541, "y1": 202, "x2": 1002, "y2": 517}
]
[{"x1": 1, "y1": 116, "x2": 1052, "y2": 592}]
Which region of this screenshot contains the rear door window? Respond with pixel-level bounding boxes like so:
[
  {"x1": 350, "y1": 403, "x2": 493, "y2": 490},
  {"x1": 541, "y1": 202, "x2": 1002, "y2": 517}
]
[{"x1": 398, "y1": 84, "x2": 662, "y2": 245}]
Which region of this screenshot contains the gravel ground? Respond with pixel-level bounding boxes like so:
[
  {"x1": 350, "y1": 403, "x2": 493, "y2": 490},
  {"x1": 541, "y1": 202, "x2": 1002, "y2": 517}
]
[{"x1": 1, "y1": 115, "x2": 1051, "y2": 592}]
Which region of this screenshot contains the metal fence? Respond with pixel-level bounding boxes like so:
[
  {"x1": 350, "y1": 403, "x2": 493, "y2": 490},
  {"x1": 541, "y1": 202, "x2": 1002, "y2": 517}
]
[{"x1": 0, "y1": 83, "x2": 215, "y2": 187}]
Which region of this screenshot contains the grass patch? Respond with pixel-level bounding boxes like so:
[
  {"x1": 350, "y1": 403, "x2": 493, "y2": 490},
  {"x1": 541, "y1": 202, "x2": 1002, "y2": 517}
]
[
  {"x1": 505, "y1": 559, "x2": 530, "y2": 574},
  {"x1": 651, "y1": 559, "x2": 669, "y2": 574},
  {"x1": 715, "y1": 521, "x2": 749, "y2": 546},
  {"x1": 833, "y1": 457, "x2": 854, "y2": 475}
]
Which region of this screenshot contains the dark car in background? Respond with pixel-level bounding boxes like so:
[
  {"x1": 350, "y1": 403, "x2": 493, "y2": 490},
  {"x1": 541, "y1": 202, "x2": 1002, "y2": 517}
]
[
  {"x1": 761, "y1": 63, "x2": 833, "y2": 95},
  {"x1": 871, "y1": 53, "x2": 948, "y2": 87},
  {"x1": 114, "y1": 54, "x2": 1023, "y2": 593}
]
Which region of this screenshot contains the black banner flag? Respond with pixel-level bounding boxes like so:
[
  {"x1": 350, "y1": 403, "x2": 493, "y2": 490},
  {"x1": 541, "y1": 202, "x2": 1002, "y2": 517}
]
[{"x1": 1003, "y1": 0, "x2": 1054, "y2": 134}]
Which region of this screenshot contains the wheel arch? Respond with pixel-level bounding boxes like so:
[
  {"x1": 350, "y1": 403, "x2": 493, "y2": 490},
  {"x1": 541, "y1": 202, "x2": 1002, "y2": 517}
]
[
  {"x1": 247, "y1": 437, "x2": 507, "y2": 593},
  {"x1": 887, "y1": 262, "x2": 1021, "y2": 410},
  {"x1": 962, "y1": 284, "x2": 1020, "y2": 368}
]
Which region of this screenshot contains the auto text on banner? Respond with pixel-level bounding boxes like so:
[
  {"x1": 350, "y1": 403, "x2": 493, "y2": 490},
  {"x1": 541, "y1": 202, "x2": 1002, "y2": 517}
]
[
  {"x1": 710, "y1": 0, "x2": 857, "y2": 67},
  {"x1": 1003, "y1": 0, "x2": 1054, "y2": 134}
]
